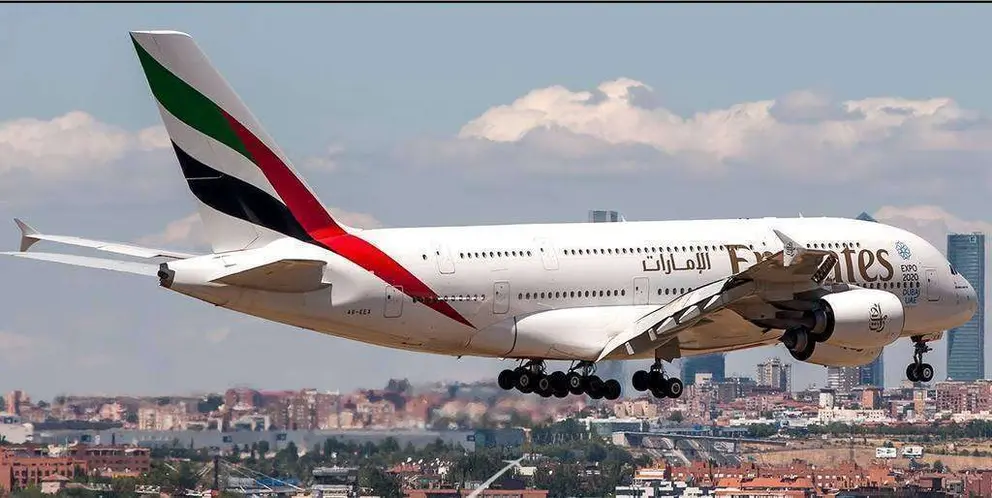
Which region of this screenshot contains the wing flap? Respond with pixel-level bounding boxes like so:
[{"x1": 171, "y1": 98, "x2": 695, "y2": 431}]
[
  {"x1": 211, "y1": 259, "x2": 328, "y2": 293},
  {"x1": 0, "y1": 251, "x2": 159, "y2": 276},
  {"x1": 14, "y1": 218, "x2": 197, "y2": 260}
]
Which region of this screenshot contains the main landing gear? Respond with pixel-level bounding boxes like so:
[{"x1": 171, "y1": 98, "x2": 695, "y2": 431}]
[
  {"x1": 497, "y1": 360, "x2": 622, "y2": 400},
  {"x1": 631, "y1": 360, "x2": 684, "y2": 399},
  {"x1": 906, "y1": 336, "x2": 935, "y2": 383}
]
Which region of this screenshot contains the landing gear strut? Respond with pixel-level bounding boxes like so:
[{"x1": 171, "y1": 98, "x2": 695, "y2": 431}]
[
  {"x1": 906, "y1": 336, "x2": 935, "y2": 383},
  {"x1": 497, "y1": 360, "x2": 621, "y2": 400},
  {"x1": 631, "y1": 360, "x2": 683, "y2": 399}
]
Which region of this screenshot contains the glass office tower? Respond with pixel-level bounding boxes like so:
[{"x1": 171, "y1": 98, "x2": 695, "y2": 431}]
[
  {"x1": 946, "y1": 233, "x2": 985, "y2": 381},
  {"x1": 681, "y1": 355, "x2": 726, "y2": 386}
]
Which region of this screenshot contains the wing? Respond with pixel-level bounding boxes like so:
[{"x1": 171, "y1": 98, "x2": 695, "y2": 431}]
[
  {"x1": 14, "y1": 218, "x2": 198, "y2": 260},
  {"x1": 597, "y1": 229, "x2": 838, "y2": 361},
  {"x1": 0, "y1": 251, "x2": 159, "y2": 276}
]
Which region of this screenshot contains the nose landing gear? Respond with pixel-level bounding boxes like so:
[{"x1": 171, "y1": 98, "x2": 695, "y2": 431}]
[{"x1": 906, "y1": 336, "x2": 935, "y2": 383}]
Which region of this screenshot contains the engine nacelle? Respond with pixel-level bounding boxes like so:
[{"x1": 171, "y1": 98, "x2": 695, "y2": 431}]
[
  {"x1": 808, "y1": 289, "x2": 905, "y2": 349},
  {"x1": 798, "y1": 342, "x2": 883, "y2": 368}
]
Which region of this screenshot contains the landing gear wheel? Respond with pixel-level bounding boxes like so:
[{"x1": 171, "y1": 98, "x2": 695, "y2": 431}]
[
  {"x1": 586, "y1": 376, "x2": 605, "y2": 399},
  {"x1": 906, "y1": 364, "x2": 920, "y2": 382},
  {"x1": 566, "y1": 372, "x2": 584, "y2": 395},
  {"x1": 664, "y1": 377, "x2": 684, "y2": 399},
  {"x1": 536, "y1": 375, "x2": 552, "y2": 393},
  {"x1": 907, "y1": 336, "x2": 936, "y2": 383},
  {"x1": 632, "y1": 370, "x2": 649, "y2": 391},
  {"x1": 516, "y1": 371, "x2": 536, "y2": 393},
  {"x1": 648, "y1": 371, "x2": 665, "y2": 389},
  {"x1": 549, "y1": 371, "x2": 567, "y2": 392},
  {"x1": 497, "y1": 370, "x2": 517, "y2": 390},
  {"x1": 604, "y1": 379, "x2": 622, "y2": 400}
]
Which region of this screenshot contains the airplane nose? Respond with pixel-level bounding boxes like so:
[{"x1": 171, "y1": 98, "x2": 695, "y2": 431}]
[{"x1": 964, "y1": 280, "x2": 979, "y2": 317}]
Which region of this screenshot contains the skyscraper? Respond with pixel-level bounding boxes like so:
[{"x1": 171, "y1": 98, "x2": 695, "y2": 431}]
[
  {"x1": 588, "y1": 210, "x2": 631, "y2": 396},
  {"x1": 589, "y1": 210, "x2": 624, "y2": 223},
  {"x1": 947, "y1": 232, "x2": 985, "y2": 381},
  {"x1": 826, "y1": 367, "x2": 860, "y2": 392},
  {"x1": 681, "y1": 355, "x2": 726, "y2": 386},
  {"x1": 757, "y1": 358, "x2": 793, "y2": 392},
  {"x1": 858, "y1": 355, "x2": 884, "y2": 388}
]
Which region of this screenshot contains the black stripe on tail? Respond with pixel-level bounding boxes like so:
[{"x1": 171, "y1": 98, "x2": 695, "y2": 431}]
[{"x1": 171, "y1": 142, "x2": 314, "y2": 244}]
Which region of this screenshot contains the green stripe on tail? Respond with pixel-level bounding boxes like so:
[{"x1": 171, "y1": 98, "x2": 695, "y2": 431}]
[{"x1": 131, "y1": 36, "x2": 250, "y2": 161}]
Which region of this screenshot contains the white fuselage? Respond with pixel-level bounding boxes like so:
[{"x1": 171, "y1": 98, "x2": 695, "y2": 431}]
[{"x1": 163, "y1": 216, "x2": 978, "y2": 362}]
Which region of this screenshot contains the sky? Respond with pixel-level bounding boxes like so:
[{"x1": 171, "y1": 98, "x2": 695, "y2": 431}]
[{"x1": 2, "y1": 4, "x2": 992, "y2": 400}]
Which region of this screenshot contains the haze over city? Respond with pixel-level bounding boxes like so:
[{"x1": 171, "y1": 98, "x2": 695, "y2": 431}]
[{"x1": 3, "y1": 3, "x2": 992, "y2": 400}]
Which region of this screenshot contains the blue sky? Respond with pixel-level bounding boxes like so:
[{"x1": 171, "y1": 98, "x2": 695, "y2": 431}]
[{"x1": 1, "y1": 3, "x2": 991, "y2": 399}]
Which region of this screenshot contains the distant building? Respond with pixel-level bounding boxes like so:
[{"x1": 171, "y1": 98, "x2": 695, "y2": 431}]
[
  {"x1": 588, "y1": 209, "x2": 624, "y2": 223},
  {"x1": 681, "y1": 355, "x2": 726, "y2": 386},
  {"x1": 858, "y1": 355, "x2": 885, "y2": 388},
  {"x1": 826, "y1": 367, "x2": 859, "y2": 393},
  {"x1": 756, "y1": 358, "x2": 792, "y2": 392},
  {"x1": 947, "y1": 232, "x2": 985, "y2": 381},
  {"x1": 4, "y1": 391, "x2": 23, "y2": 416}
]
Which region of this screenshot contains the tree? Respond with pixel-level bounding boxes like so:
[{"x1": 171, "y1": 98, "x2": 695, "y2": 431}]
[
  {"x1": 176, "y1": 461, "x2": 198, "y2": 490},
  {"x1": 197, "y1": 394, "x2": 224, "y2": 413},
  {"x1": 933, "y1": 460, "x2": 945, "y2": 473},
  {"x1": 667, "y1": 411, "x2": 684, "y2": 423},
  {"x1": 360, "y1": 465, "x2": 402, "y2": 498}
]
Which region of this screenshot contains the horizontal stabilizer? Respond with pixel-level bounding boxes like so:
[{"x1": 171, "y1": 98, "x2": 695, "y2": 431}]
[
  {"x1": 0, "y1": 251, "x2": 159, "y2": 276},
  {"x1": 212, "y1": 259, "x2": 328, "y2": 293},
  {"x1": 14, "y1": 218, "x2": 197, "y2": 260}
]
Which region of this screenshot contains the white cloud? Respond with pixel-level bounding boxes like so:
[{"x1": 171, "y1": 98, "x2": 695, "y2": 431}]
[
  {"x1": 137, "y1": 213, "x2": 206, "y2": 249},
  {"x1": 139, "y1": 208, "x2": 384, "y2": 249},
  {"x1": 0, "y1": 111, "x2": 168, "y2": 179},
  {"x1": 303, "y1": 144, "x2": 346, "y2": 172},
  {"x1": 329, "y1": 207, "x2": 384, "y2": 229},
  {"x1": 439, "y1": 79, "x2": 992, "y2": 180},
  {"x1": 874, "y1": 205, "x2": 992, "y2": 253}
]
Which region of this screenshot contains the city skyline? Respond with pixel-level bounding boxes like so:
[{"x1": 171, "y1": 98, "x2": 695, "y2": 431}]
[{"x1": 2, "y1": 4, "x2": 992, "y2": 399}]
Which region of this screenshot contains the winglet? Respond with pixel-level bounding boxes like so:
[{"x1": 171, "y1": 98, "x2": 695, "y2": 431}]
[
  {"x1": 14, "y1": 218, "x2": 41, "y2": 253},
  {"x1": 772, "y1": 228, "x2": 805, "y2": 267}
]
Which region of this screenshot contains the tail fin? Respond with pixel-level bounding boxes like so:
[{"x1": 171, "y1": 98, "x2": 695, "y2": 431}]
[{"x1": 129, "y1": 30, "x2": 350, "y2": 253}]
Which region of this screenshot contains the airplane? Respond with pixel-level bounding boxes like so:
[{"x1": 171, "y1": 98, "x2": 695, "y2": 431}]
[{"x1": 1, "y1": 30, "x2": 979, "y2": 401}]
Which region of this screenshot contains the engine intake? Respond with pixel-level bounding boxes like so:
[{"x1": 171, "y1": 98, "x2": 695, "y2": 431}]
[{"x1": 806, "y1": 289, "x2": 905, "y2": 349}]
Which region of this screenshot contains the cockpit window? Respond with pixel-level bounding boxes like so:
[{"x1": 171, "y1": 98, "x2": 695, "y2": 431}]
[{"x1": 950, "y1": 264, "x2": 958, "y2": 275}]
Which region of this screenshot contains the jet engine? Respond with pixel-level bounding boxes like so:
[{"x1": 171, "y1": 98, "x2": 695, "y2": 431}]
[
  {"x1": 803, "y1": 289, "x2": 905, "y2": 349},
  {"x1": 798, "y1": 342, "x2": 883, "y2": 368}
]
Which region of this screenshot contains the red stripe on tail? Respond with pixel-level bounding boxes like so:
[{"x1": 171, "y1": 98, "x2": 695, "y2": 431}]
[
  {"x1": 222, "y1": 111, "x2": 346, "y2": 238},
  {"x1": 222, "y1": 111, "x2": 475, "y2": 329}
]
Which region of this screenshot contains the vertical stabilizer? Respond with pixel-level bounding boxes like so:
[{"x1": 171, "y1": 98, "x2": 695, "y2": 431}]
[{"x1": 130, "y1": 30, "x2": 350, "y2": 253}]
